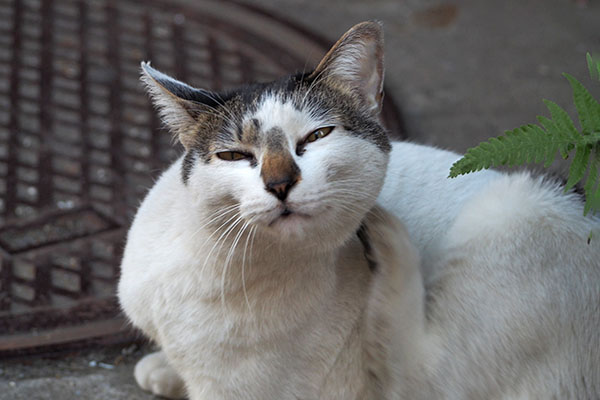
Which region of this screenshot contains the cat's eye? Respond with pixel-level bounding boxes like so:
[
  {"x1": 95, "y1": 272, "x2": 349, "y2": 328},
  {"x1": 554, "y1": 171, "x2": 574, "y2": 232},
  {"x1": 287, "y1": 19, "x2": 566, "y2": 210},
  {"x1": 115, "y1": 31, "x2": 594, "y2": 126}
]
[
  {"x1": 216, "y1": 151, "x2": 251, "y2": 161},
  {"x1": 304, "y1": 126, "x2": 334, "y2": 144}
]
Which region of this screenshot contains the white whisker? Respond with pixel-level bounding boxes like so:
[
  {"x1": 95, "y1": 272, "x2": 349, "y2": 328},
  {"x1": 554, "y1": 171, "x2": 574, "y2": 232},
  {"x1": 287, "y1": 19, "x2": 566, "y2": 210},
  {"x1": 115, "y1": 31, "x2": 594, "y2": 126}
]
[
  {"x1": 220, "y1": 219, "x2": 250, "y2": 311},
  {"x1": 241, "y1": 224, "x2": 257, "y2": 314}
]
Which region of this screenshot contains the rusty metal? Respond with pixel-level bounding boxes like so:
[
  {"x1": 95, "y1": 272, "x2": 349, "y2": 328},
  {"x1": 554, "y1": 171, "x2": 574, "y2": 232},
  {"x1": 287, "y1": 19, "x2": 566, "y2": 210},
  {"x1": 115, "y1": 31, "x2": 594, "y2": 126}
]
[{"x1": 0, "y1": 0, "x2": 406, "y2": 356}]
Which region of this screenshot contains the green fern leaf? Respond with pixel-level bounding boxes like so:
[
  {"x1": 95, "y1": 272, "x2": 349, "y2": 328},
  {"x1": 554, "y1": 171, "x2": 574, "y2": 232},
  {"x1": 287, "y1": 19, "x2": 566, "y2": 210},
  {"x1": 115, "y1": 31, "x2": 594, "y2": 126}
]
[
  {"x1": 448, "y1": 124, "x2": 561, "y2": 177},
  {"x1": 583, "y1": 150, "x2": 600, "y2": 215},
  {"x1": 564, "y1": 73, "x2": 600, "y2": 135},
  {"x1": 449, "y1": 145, "x2": 491, "y2": 177},
  {"x1": 586, "y1": 184, "x2": 600, "y2": 216},
  {"x1": 588, "y1": 53, "x2": 600, "y2": 81},
  {"x1": 542, "y1": 100, "x2": 579, "y2": 139},
  {"x1": 591, "y1": 184, "x2": 600, "y2": 215},
  {"x1": 536, "y1": 116, "x2": 567, "y2": 165},
  {"x1": 565, "y1": 144, "x2": 592, "y2": 192}
]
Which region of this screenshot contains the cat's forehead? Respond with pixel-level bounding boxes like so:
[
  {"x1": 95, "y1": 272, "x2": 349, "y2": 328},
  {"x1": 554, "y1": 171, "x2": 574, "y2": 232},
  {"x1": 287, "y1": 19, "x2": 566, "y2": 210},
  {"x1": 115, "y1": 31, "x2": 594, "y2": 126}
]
[{"x1": 243, "y1": 93, "x2": 322, "y2": 141}]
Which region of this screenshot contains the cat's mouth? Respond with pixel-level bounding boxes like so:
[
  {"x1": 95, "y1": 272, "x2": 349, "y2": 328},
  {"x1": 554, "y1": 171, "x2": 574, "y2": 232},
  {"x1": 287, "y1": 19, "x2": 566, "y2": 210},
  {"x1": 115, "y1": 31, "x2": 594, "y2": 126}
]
[{"x1": 268, "y1": 206, "x2": 309, "y2": 226}]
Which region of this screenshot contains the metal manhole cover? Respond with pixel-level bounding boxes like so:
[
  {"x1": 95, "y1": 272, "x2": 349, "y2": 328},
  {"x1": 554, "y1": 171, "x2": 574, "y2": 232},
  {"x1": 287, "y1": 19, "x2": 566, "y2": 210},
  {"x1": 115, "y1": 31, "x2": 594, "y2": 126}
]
[{"x1": 0, "y1": 0, "x2": 406, "y2": 356}]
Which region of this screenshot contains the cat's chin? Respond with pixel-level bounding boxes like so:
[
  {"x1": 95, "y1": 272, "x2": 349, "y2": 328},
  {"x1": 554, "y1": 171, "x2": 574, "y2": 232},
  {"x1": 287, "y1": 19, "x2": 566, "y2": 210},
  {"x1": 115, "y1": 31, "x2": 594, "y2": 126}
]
[
  {"x1": 264, "y1": 211, "x2": 313, "y2": 239},
  {"x1": 257, "y1": 210, "x2": 358, "y2": 250}
]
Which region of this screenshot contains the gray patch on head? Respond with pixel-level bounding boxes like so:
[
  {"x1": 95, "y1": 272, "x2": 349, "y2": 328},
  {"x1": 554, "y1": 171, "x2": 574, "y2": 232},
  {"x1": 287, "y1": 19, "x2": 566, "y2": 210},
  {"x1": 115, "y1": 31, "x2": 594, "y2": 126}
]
[{"x1": 263, "y1": 126, "x2": 287, "y2": 151}]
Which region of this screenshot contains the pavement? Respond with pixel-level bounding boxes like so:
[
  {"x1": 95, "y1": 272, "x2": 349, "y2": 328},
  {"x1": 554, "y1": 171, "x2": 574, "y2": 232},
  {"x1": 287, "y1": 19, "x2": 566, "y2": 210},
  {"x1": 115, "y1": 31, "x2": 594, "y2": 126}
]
[{"x1": 1, "y1": 0, "x2": 599, "y2": 398}]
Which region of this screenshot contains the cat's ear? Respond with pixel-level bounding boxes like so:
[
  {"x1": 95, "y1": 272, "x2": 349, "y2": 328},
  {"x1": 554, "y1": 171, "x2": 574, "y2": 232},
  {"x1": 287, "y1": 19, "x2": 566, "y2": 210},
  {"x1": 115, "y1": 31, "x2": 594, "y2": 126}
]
[
  {"x1": 140, "y1": 62, "x2": 217, "y2": 149},
  {"x1": 310, "y1": 21, "x2": 384, "y2": 115}
]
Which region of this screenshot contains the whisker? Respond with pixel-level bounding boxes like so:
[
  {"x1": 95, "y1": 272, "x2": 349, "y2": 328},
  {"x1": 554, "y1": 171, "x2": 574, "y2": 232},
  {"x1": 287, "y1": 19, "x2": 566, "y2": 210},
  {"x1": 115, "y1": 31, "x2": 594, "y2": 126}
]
[
  {"x1": 198, "y1": 214, "x2": 243, "y2": 274},
  {"x1": 198, "y1": 91, "x2": 240, "y2": 129},
  {"x1": 192, "y1": 207, "x2": 241, "y2": 250},
  {"x1": 189, "y1": 205, "x2": 240, "y2": 241},
  {"x1": 300, "y1": 66, "x2": 329, "y2": 110},
  {"x1": 220, "y1": 218, "x2": 250, "y2": 311},
  {"x1": 241, "y1": 224, "x2": 257, "y2": 313}
]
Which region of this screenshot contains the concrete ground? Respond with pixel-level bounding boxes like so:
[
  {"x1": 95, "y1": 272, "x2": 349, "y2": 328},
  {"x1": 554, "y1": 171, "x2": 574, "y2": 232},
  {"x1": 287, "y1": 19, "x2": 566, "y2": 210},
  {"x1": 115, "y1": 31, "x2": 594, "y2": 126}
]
[{"x1": 1, "y1": 0, "x2": 599, "y2": 398}]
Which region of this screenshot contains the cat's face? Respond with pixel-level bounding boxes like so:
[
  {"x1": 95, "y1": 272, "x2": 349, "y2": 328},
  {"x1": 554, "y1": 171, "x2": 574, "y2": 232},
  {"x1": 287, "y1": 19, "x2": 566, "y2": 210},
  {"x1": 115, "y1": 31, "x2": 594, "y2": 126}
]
[{"x1": 142, "y1": 22, "x2": 390, "y2": 248}]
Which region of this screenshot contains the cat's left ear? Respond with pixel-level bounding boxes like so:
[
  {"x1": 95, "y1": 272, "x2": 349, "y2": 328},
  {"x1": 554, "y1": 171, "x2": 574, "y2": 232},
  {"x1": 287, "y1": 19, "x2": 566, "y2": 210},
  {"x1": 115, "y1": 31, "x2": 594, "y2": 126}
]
[{"x1": 310, "y1": 21, "x2": 384, "y2": 115}]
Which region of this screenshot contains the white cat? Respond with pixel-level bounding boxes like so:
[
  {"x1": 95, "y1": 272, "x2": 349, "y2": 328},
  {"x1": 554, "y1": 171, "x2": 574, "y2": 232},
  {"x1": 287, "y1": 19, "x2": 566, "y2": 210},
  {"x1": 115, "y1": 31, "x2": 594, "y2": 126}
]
[{"x1": 118, "y1": 21, "x2": 600, "y2": 399}]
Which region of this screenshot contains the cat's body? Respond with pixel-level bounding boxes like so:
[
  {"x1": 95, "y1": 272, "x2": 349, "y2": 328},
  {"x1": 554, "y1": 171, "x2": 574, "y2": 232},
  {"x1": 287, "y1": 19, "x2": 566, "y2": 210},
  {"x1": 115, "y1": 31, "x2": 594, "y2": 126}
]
[{"x1": 118, "y1": 22, "x2": 600, "y2": 399}]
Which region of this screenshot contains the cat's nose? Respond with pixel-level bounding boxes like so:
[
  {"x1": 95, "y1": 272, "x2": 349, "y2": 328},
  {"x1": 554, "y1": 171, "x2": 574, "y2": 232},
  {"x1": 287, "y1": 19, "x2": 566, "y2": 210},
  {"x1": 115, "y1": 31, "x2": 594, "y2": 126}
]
[
  {"x1": 261, "y1": 148, "x2": 301, "y2": 202},
  {"x1": 265, "y1": 178, "x2": 298, "y2": 201}
]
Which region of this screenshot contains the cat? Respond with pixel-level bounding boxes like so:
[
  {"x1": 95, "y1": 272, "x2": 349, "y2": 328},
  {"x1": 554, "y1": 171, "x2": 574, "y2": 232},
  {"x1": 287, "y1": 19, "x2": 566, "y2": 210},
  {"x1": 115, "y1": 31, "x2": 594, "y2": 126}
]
[{"x1": 118, "y1": 21, "x2": 600, "y2": 400}]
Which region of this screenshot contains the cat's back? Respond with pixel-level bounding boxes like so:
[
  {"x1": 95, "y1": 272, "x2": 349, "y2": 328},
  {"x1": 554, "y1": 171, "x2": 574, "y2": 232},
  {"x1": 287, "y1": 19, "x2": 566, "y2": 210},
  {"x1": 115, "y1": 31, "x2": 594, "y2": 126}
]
[{"x1": 428, "y1": 171, "x2": 600, "y2": 398}]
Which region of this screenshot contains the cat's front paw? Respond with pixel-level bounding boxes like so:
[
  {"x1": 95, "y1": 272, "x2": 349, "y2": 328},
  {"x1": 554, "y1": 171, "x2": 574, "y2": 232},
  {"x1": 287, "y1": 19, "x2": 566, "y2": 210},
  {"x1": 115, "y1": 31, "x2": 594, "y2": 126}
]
[
  {"x1": 358, "y1": 206, "x2": 408, "y2": 263},
  {"x1": 360, "y1": 205, "x2": 417, "y2": 269},
  {"x1": 134, "y1": 351, "x2": 187, "y2": 399}
]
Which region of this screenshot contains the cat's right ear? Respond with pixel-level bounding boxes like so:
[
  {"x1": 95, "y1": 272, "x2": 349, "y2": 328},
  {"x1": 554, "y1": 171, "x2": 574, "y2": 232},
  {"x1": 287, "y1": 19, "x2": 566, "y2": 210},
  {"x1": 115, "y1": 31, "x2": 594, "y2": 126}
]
[{"x1": 140, "y1": 62, "x2": 218, "y2": 149}]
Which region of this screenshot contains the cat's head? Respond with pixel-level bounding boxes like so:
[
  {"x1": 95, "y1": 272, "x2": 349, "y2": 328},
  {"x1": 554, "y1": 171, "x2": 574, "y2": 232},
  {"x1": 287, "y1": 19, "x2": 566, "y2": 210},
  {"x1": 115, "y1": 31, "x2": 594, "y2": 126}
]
[{"x1": 141, "y1": 21, "x2": 390, "y2": 249}]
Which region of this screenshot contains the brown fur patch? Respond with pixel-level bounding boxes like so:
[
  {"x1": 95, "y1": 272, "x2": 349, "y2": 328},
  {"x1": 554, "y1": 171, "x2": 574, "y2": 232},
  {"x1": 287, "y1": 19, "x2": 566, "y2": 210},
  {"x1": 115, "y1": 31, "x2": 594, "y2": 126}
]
[
  {"x1": 261, "y1": 151, "x2": 300, "y2": 186},
  {"x1": 241, "y1": 118, "x2": 261, "y2": 146},
  {"x1": 260, "y1": 127, "x2": 300, "y2": 190}
]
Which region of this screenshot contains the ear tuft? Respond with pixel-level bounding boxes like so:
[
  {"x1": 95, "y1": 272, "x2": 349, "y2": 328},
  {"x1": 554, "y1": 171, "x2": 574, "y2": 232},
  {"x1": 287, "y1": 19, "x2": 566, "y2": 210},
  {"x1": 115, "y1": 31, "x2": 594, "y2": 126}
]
[
  {"x1": 140, "y1": 62, "x2": 215, "y2": 150},
  {"x1": 310, "y1": 21, "x2": 385, "y2": 115}
]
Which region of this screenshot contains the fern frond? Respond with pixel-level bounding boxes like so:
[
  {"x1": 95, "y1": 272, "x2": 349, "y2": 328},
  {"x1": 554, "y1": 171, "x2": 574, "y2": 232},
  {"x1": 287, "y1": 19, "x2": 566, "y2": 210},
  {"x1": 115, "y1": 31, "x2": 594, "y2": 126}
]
[
  {"x1": 448, "y1": 124, "x2": 575, "y2": 178},
  {"x1": 565, "y1": 144, "x2": 591, "y2": 191},
  {"x1": 564, "y1": 74, "x2": 600, "y2": 135},
  {"x1": 449, "y1": 54, "x2": 600, "y2": 216}
]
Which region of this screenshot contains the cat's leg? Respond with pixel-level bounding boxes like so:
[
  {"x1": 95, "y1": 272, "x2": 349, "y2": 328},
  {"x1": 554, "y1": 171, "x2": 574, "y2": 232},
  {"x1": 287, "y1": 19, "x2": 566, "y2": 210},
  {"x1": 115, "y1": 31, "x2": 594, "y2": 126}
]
[
  {"x1": 362, "y1": 206, "x2": 434, "y2": 399},
  {"x1": 134, "y1": 351, "x2": 187, "y2": 399}
]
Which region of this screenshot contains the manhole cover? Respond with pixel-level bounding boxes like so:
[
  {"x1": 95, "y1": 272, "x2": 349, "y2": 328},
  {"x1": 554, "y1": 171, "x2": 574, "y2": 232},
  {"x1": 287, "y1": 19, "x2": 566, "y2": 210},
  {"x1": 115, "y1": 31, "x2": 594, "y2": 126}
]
[{"x1": 0, "y1": 0, "x2": 406, "y2": 356}]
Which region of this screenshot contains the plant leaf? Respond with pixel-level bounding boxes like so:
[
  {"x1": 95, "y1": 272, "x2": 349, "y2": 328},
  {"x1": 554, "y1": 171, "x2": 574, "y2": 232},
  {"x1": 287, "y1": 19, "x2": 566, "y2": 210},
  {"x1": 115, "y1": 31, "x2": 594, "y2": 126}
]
[
  {"x1": 588, "y1": 52, "x2": 600, "y2": 81},
  {"x1": 564, "y1": 73, "x2": 600, "y2": 135},
  {"x1": 536, "y1": 115, "x2": 570, "y2": 163},
  {"x1": 565, "y1": 144, "x2": 592, "y2": 192},
  {"x1": 583, "y1": 149, "x2": 600, "y2": 215},
  {"x1": 542, "y1": 100, "x2": 579, "y2": 141},
  {"x1": 448, "y1": 123, "x2": 570, "y2": 177}
]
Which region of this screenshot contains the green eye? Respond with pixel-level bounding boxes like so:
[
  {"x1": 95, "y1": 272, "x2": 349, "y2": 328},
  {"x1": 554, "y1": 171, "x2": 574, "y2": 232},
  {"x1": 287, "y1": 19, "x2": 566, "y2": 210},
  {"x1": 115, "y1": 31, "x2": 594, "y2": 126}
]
[
  {"x1": 305, "y1": 126, "x2": 334, "y2": 143},
  {"x1": 216, "y1": 151, "x2": 250, "y2": 161}
]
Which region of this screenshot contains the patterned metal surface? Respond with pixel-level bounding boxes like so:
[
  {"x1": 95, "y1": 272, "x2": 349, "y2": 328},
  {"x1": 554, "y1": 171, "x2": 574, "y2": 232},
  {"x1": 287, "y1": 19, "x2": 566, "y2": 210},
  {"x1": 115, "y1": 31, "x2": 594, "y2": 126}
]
[{"x1": 0, "y1": 0, "x2": 405, "y2": 355}]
